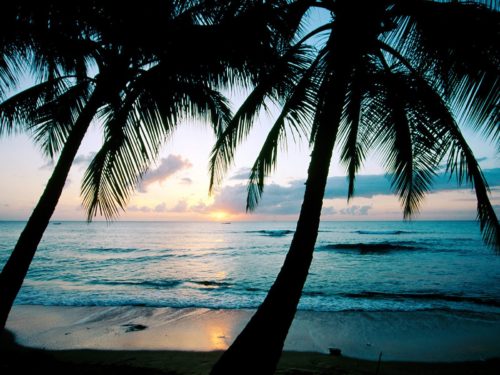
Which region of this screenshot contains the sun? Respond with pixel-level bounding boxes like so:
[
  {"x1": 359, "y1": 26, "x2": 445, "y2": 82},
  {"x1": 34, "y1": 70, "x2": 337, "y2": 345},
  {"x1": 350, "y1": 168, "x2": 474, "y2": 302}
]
[{"x1": 210, "y1": 211, "x2": 229, "y2": 221}]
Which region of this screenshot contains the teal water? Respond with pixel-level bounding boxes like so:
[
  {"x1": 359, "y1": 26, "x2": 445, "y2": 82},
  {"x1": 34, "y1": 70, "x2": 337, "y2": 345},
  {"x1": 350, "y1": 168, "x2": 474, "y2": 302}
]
[{"x1": 0, "y1": 221, "x2": 499, "y2": 313}]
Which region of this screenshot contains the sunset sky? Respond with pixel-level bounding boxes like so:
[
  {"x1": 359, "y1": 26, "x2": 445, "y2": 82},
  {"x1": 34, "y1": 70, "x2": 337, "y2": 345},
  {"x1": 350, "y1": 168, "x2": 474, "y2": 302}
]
[
  {"x1": 0, "y1": 8, "x2": 498, "y2": 223},
  {"x1": 0, "y1": 106, "x2": 498, "y2": 222}
]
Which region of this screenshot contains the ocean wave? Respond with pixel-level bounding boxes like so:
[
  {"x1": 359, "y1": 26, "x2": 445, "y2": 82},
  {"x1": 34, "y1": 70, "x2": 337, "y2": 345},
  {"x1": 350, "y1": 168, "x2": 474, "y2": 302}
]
[
  {"x1": 342, "y1": 291, "x2": 500, "y2": 307},
  {"x1": 78, "y1": 255, "x2": 171, "y2": 266},
  {"x1": 354, "y1": 230, "x2": 414, "y2": 235},
  {"x1": 91, "y1": 279, "x2": 182, "y2": 289},
  {"x1": 303, "y1": 290, "x2": 327, "y2": 297},
  {"x1": 93, "y1": 279, "x2": 235, "y2": 290},
  {"x1": 189, "y1": 280, "x2": 233, "y2": 289},
  {"x1": 319, "y1": 242, "x2": 417, "y2": 253},
  {"x1": 246, "y1": 230, "x2": 294, "y2": 237},
  {"x1": 243, "y1": 286, "x2": 263, "y2": 292},
  {"x1": 86, "y1": 247, "x2": 142, "y2": 253}
]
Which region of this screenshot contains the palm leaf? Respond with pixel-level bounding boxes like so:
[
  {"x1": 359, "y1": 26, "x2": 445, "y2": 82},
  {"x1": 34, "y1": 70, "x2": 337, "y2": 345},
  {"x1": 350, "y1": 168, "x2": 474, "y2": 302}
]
[
  {"x1": 377, "y1": 31, "x2": 499, "y2": 249},
  {"x1": 0, "y1": 52, "x2": 25, "y2": 97},
  {"x1": 338, "y1": 58, "x2": 374, "y2": 200},
  {"x1": 209, "y1": 44, "x2": 315, "y2": 192},
  {"x1": 367, "y1": 68, "x2": 442, "y2": 218},
  {"x1": 408, "y1": 71, "x2": 500, "y2": 250},
  {"x1": 246, "y1": 52, "x2": 321, "y2": 210},
  {"x1": 82, "y1": 94, "x2": 155, "y2": 220},
  {"x1": 32, "y1": 80, "x2": 92, "y2": 158},
  {"x1": 0, "y1": 76, "x2": 74, "y2": 136},
  {"x1": 82, "y1": 68, "x2": 232, "y2": 220},
  {"x1": 391, "y1": 1, "x2": 500, "y2": 142}
]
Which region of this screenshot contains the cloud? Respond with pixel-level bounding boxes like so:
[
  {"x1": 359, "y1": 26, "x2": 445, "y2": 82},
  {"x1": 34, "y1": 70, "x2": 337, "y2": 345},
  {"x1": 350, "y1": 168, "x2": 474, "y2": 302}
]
[
  {"x1": 324, "y1": 168, "x2": 500, "y2": 199},
  {"x1": 127, "y1": 200, "x2": 190, "y2": 214},
  {"x1": 154, "y1": 202, "x2": 167, "y2": 212},
  {"x1": 339, "y1": 205, "x2": 372, "y2": 216},
  {"x1": 153, "y1": 200, "x2": 189, "y2": 213},
  {"x1": 180, "y1": 177, "x2": 193, "y2": 185},
  {"x1": 202, "y1": 168, "x2": 500, "y2": 216},
  {"x1": 170, "y1": 200, "x2": 189, "y2": 212},
  {"x1": 122, "y1": 168, "x2": 500, "y2": 217},
  {"x1": 208, "y1": 183, "x2": 304, "y2": 215},
  {"x1": 190, "y1": 201, "x2": 210, "y2": 213},
  {"x1": 230, "y1": 168, "x2": 251, "y2": 180},
  {"x1": 39, "y1": 152, "x2": 96, "y2": 171},
  {"x1": 128, "y1": 205, "x2": 152, "y2": 213},
  {"x1": 170, "y1": 201, "x2": 189, "y2": 212},
  {"x1": 73, "y1": 152, "x2": 96, "y2": 167},
  {"x1": 322, "y1": 206, "x2": 337, "y2": 215},
  {"x1": 138, "y1": 155, "x2": 192, "y2": 193}
]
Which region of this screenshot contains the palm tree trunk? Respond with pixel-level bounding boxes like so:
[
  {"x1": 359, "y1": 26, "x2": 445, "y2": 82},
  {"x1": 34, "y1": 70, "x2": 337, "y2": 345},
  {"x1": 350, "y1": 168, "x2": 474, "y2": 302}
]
[
  {"x1": 210, "y1": 69, "x2": 350, "y2": 375},
  {"x1": 210, "y1": 3, "x2": 387, "y2": 371},
  {"x1": 0, "y1": 89, "x2": 103, "y2": 329}
]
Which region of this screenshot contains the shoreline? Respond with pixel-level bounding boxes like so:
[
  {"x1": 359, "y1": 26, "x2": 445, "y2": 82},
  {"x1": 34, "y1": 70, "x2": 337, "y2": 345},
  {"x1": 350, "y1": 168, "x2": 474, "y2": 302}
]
[{"x1": 6, "y1": 305, "x2": 500, "y2": 362}]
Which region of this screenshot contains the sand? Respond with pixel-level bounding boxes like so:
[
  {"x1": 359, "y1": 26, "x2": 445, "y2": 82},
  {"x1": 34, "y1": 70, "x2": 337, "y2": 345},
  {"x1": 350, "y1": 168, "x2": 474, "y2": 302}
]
[
  {"x1": 2, "y1": 305, "x2": 500, "y2": 374},
  {"x1": 5, "y1": 305, "x2": 500, "y2": 362}
]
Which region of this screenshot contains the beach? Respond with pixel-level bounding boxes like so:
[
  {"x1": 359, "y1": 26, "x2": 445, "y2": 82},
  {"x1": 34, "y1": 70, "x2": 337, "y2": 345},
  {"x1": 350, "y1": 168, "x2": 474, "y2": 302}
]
[
  {"x1": 3, "y1": 305, "x2": 500, "y2": 374},
  {"x1": 2, "y1": 221, "x2": 500, "y2": 373},
  {"x1": 5, "y1": 305, "x2": 500, "y2": 361}
]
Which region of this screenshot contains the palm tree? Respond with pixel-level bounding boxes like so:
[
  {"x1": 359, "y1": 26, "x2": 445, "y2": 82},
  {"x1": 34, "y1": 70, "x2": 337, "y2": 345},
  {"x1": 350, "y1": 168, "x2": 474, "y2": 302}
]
[
  {"x1": 0, "y1": 0, "x2": 104, "y2": 329},
  {"x1": 209, "y1": 1, "x2": 499, "y2": 373},
  {"x1": 0, "y1": 0, "x2": 287, "y2": 329}
]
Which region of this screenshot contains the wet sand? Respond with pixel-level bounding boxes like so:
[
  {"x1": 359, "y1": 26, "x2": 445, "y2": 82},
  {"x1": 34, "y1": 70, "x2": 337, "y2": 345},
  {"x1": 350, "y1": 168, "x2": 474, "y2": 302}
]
[{"x1": 6, "y1": 305, "x2": 500, "y2": 362}]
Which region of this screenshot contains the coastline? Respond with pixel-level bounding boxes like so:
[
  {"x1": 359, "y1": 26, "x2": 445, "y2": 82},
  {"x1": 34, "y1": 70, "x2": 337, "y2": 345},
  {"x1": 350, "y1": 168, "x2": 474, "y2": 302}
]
[{"x1": 6, "y1": 305, "x2": 500, "y2": 362}]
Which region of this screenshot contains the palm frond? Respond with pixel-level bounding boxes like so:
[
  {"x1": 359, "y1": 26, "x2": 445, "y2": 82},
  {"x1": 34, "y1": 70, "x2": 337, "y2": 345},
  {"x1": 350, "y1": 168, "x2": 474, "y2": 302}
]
[
  {"x1": 160, "y1": 1, "x2": 301, "y2": 92},
  {"x1": 338, "y1": 63, "x2": 370, "y2": 200},
  {"x1": 407, "y1": 71, "x2": 500, "y2": 250},
  {"x1": 367, "y1": 69, "x2": 441, "y2": 218},
  {"x1": 307, "y1": 48, "x2": 331, "y2": 145},
  {"x1": 32, "y1": 80, "x2": 92, "y2": 158},
  {"x1": 30, "y1": 36, "x2": 96, "y2": 83},
  {"x1": 445, "y1": 133, "x2": 500, "y2": 250},
  {"x1": 209, "y1": 44, "x2": 315, "y2": 192},
  {"x1": 82, "y1": 64, "x2": 233, "y2": 221},
  {"x1": 246, "y1": 53, "x2": 321, "y2": 210},
  {"x1": 0, "y1": 52, "x2": 25, "y2": 97},
  {"x1": 0, "y1": 77, "x2": 74, "y2": 136},
  {"x1": 137, "y1": 62, "x2": 233, "y2": 135},
  {"x1": 391, "y1": 1, "x2": 500, "y2": 143},
  {"x1": 82, "y1": 97, "x2": 155, "y2": 220}
]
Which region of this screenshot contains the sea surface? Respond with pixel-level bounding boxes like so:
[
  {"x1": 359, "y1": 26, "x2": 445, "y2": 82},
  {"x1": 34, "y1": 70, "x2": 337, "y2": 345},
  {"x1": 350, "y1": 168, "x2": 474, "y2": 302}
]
[{"x1": 1, "y1": 221, "x2": 499, "y2": 313}]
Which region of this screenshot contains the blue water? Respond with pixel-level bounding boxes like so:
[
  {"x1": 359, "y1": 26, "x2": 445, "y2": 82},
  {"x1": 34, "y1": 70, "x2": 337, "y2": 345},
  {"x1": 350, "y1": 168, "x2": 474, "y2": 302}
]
[{"x1": 0, "y1": 221, "x2": 499, "y2": 313}]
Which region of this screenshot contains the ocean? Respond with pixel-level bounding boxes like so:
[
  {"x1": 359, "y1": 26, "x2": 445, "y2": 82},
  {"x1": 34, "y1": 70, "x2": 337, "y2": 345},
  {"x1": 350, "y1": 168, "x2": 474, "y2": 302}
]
[{"x1": 1, "y1": 220, "x2": 499, "y2": 314}]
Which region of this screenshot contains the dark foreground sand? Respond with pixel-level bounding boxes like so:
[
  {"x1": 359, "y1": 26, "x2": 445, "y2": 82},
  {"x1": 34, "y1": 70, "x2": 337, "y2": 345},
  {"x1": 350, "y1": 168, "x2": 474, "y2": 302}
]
[
  {"x1": 3, "y1": 305, "x2": 500, "y2": 374},
  {"x1": 2, "y1": 331, "x2": 499, "y2": 375}
]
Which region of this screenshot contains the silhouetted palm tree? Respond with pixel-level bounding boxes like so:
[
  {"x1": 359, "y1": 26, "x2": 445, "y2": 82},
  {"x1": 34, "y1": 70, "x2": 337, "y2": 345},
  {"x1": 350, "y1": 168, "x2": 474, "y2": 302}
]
[
  {"x1": 209, "y1": 1, "x2": 499, "y2": 373},
  {"x1": 0, "y1": 0, "x2": 103, "y2": 329},
  {"x1": 0, "y1": 0, "x2": 288, "y2": 329}
]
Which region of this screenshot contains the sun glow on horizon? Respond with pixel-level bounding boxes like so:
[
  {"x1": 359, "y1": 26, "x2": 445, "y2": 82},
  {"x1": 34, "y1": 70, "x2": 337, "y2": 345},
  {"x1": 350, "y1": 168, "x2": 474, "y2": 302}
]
[{"x1": 210, "y1": 211, "x2": 230, "y2": 221}]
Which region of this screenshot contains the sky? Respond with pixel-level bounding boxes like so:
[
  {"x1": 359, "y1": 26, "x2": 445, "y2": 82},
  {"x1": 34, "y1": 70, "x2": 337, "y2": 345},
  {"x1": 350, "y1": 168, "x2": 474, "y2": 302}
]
[
  {"x1": 0, "y1": 107, "x2": 498, "y2": 222},
  {"x1": 0, "y1": 8, "x2": 498, "y2": 223}
]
